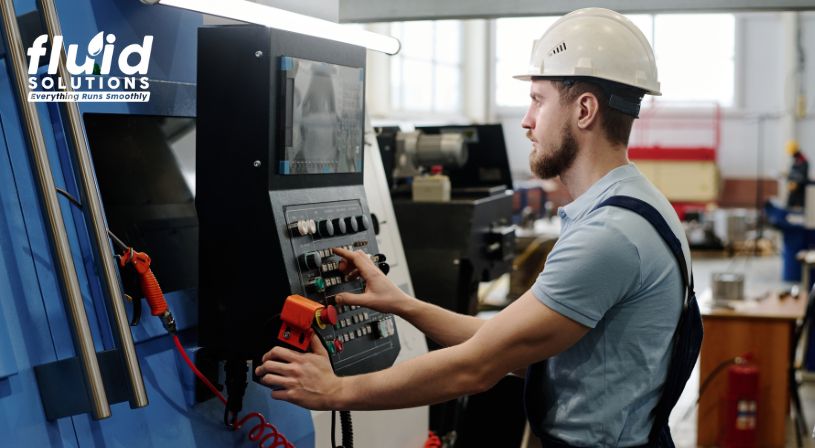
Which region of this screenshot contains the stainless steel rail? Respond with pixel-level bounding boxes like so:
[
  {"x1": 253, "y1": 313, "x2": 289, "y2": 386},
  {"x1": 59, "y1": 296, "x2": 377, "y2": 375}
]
[
  {"x1": 36, "y1": 0, "x2": 148, "y2": 409},
  {"x1": 0, "y1": 0, "x2": 111, "y2": 419}
]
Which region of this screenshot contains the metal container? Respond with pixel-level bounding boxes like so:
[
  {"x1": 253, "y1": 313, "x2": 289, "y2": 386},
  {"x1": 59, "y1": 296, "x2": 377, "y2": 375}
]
[{"x1": 712, "y1": 272, "x2": 745, "y2": 301}]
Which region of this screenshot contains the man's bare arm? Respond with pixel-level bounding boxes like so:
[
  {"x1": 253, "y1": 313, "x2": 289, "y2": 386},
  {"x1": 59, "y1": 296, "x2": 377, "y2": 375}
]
[{"x1": 257, "y1": 289, "x2": 589, "y2": 410}]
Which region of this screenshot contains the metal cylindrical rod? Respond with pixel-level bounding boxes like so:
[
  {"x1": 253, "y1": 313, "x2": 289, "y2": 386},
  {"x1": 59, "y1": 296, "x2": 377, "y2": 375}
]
[
  {"x1": 36, "y1": 0, "x2": 148, "y2": 409},
  {"x1": 0, "y1": 0, "x2": 110, "y2": 419}
]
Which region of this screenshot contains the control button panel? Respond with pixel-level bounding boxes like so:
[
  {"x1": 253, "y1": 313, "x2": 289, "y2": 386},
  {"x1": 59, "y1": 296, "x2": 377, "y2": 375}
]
[{"x1": 284, "y1": 200, "x2": 399, "y2": 375}]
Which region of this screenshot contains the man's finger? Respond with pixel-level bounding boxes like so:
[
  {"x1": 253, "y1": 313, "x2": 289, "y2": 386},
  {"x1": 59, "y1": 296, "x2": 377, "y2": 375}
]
[
  {"x1": 333, "y1": 247, "x2": 378, "y2": 277},
  {"x1": 338, "y1": 258, "x2": 351, "y2": 273},
  {"x1": 336, "y1": 291, "x2": 369, "y2": 308},
  {"x1": 255, "y1": 360, "x2": 295, "y2": 377},
  {"x1": 263, "y1": 345, "x2": 300, "y2": 363},
  {"x1": 259, "y1": 373, "x2": 297, "y2": 390},
  {"x1": 342, "y1": 268, "x2": 360, "y2": 281},
  {"x1": 271, "y1": 388, "x2": 294, "y2": 402},
  {"x1": 311, "y1": 334, "x2": 328, "y2": 356}
]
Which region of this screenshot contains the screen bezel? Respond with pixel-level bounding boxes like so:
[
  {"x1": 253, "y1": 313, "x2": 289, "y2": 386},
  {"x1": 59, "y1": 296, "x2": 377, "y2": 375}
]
[{"x1": 267, "y1": 33, "x2": 367, "y2": 191}]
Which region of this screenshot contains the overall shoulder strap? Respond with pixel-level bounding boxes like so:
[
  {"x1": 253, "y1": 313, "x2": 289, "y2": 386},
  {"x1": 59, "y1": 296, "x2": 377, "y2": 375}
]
[
  {"x1": 593, "y1": 195, "x2": 693, "y2": 306},
  {"x1": 595, "y1": 195, "x2": 703, "y2": 446}
]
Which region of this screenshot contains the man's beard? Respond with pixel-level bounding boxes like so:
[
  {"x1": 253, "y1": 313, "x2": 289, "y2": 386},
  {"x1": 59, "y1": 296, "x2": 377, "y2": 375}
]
[{"x1": 529, "y1": 123, "x2": 579, "y2": 179}]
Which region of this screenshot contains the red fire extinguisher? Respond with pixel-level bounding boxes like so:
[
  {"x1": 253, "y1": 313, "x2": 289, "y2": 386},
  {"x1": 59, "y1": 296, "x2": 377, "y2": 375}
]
[{"x1": 721, "y1": 353, "x2": 759, "y2": 448}]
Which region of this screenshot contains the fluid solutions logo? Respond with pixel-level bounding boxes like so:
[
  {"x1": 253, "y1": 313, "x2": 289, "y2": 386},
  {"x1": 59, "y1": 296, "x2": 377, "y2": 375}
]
[{"x1": 26, "y1": 31, "x2": 153, "y2": 102}]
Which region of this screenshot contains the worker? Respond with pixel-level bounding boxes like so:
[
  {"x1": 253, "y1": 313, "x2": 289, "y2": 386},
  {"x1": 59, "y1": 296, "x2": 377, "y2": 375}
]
[
  {"x1": 786, "y1": 140, "x2": 809, "y2": 208},
  {"x1": 256, "y1": 8, "x2": 698, "y2": 447}
]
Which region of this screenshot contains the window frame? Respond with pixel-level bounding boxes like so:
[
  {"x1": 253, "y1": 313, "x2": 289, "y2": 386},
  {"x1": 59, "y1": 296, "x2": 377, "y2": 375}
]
[{"x1": 386, "y1": 20, "x2": 466, "y2": 118}]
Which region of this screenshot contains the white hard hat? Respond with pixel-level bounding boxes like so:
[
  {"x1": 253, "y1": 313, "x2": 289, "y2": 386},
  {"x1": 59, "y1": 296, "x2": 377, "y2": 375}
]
[{"x1": 514, "y1": 8, "x2": 661, "y2": 97}]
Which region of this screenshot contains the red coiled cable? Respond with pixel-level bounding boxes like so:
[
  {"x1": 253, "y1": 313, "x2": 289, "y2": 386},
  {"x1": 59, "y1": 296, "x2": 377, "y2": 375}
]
[
  {"x1": 234, "y1": 412, "x2": 295, "y2": 448},
  {"x1": 172, "y1": 334, "x2": 295, "y2": 448}
]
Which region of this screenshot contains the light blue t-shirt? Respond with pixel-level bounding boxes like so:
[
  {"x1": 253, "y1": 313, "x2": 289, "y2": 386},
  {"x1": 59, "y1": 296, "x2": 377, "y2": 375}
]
[{"x1": 527, "y1": 163, "x2": 690, "y2": 446}]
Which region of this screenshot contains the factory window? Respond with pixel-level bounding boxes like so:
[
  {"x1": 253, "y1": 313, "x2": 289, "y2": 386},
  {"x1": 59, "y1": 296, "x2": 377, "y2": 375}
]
[
  {"x1": 494, "y1": 16, "x2": 559, "y2": 108},
  {"x1": 494, "y1": 14, "x2": 735, "y2": 109},
  {"x1": 389, "y1": 20, "x2": 463, "y2": 114},
  {"x1": 653, "y1": 14, "x2": 735, "y2": 106}
]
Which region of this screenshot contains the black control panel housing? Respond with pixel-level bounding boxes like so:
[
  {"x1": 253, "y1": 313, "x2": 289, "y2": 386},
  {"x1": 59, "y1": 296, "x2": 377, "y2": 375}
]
[{"x1": 197, "y1": 25, "x2": 399, "y2": 375}]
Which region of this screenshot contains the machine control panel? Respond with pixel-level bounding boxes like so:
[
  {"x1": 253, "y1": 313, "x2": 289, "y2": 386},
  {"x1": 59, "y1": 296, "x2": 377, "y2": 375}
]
[
  {"x1": 197, "y1": 25, "x2": 399, "y2": 385},
  {"x1": 284, "y1": 200, "x2": 398, "y2": 375}
]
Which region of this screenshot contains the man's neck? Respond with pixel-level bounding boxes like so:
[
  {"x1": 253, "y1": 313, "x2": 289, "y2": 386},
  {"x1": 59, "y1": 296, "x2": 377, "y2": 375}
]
[{"x1": 560, "y1": 142, "x2": 629, "y2": 200}]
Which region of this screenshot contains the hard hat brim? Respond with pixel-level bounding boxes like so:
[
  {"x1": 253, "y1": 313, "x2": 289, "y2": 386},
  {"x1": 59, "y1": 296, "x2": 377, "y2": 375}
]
[{"x1": 512, "y1": 73, "x2": 662, "y2": 96}]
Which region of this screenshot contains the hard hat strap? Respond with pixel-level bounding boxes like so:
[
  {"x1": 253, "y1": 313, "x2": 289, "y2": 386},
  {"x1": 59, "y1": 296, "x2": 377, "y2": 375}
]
[
  {"x1": 608, "y1": 94, "x2": 641, "y2": 118},
  {"x1": 558, "y1": 77, "x2": 644, "y2": 118}
]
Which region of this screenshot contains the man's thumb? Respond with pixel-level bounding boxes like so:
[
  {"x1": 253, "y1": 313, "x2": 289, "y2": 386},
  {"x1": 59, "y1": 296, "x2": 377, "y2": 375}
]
[
  {"x1": 310, "y1": 334, "x2": 328, "y2": 356},
  {"x1": 336, "y1": 291, "x2": 366, "y2": 307}
]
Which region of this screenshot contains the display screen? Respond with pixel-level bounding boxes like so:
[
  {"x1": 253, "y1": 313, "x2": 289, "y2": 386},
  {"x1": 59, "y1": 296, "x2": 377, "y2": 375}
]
[{"x1": 279, "y1": 56, "x2": 364, "y2": 175}]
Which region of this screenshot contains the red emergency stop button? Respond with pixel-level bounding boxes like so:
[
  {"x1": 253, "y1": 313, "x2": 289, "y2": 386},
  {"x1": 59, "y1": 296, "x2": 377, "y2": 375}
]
[
  {"x1": 323, "y1": 305, "x2": 338, "y2": 325},
  {"x1": 333, "y1": 338, "x2": 344, "y2": 353},
  {"x1": 315, "y1": 305, "x2": 338, "y2": 328}
]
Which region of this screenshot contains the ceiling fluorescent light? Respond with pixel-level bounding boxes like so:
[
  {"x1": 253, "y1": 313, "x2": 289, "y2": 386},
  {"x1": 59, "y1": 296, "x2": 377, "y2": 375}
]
[{"x1": 142, "y1": 0, "x2": 400, "y2": 55}]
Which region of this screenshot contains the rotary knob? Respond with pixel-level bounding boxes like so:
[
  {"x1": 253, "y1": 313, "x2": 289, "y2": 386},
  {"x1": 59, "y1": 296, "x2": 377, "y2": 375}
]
[
  {"x1": 298, "y1": 251, "x2": 322, "y2": 270},
  {"x1": 356, "y1": 215, "x2": 369, "y2": 231},
  {"x1": 344, "y1": 216, "x2": 359, "y2": 234},
  {"x1": 317, "y1": 219, "x2": 334, "y2": 238},
  {"x1": 289, "y1": 220, "x2": 310, "y2": 237},
  {"x1": 332, "y1": 218, "x2": 347, "y2": 235}
]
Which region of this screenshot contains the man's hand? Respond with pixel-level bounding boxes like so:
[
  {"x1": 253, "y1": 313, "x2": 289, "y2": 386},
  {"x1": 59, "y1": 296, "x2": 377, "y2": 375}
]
[
  {"x1": 255, "y1": 334, "x2": 344, "y2": 410},
  {"x1": 333, "y1": 247, "x2": 414, "y2": 315}
]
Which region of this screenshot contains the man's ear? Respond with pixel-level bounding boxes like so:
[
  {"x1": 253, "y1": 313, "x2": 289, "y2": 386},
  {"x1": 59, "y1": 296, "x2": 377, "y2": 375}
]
[{"x1": 576, "y1": 92, "x2": 600, "y2": 130}]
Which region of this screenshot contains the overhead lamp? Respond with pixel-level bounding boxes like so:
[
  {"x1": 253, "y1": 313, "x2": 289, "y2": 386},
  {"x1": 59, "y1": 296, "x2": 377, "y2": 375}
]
[{"x1": 141, "y1": 0, "x2": 401, "y2": 55}]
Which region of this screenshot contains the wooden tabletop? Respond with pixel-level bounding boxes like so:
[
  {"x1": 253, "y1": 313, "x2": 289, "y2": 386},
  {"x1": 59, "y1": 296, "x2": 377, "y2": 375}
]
[{"x1": 698, "y1": 287, "x2": 807, "y2": 320}]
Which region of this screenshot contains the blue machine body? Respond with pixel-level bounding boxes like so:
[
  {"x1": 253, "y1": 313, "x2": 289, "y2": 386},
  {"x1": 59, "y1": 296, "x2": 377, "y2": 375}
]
[{"x1": 0, "y1": 0, "x2": 314, "y2": 445}]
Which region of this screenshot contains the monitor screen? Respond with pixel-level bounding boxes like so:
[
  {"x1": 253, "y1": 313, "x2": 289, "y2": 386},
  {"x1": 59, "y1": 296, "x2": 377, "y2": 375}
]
[
  {"x1": 84, "y1": 114, "x2": 197, "y2": 298},
  {"x1": 279, "y1": 56, "x2": 364, "y2": 175}
]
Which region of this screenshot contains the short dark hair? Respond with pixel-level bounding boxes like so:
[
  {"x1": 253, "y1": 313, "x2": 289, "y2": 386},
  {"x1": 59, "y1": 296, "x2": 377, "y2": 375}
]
[{"x1": 551, "y1": 79, "x2": 636, "y2": 146}]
